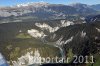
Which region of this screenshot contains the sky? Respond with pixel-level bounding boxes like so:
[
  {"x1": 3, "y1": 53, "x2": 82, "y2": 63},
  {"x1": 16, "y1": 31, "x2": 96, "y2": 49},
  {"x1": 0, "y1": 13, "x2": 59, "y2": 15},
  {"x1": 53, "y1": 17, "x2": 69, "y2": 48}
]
[{"x1": 0, "y1": 0, "x2": 100, "y2": 6}]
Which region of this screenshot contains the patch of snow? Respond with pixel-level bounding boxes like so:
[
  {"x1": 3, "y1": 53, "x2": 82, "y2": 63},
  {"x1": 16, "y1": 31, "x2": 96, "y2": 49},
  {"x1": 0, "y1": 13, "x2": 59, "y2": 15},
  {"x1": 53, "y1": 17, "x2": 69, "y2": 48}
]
[
  {"x1": 81, "y1": 31, "x2": 86, "y2": 38},
  {"x1": 95, "y1": 37, "x2": 98, "y2": 40},
  {"x1": 16, "y1": 2, "x2": 49, "y2": 8},
  {"x1": 96, "y1": 28, "x2": 100, "y2": 32},
  {"x1": 27, "y1": 29, "x2": 46, "y2": 38},
  {"x1": 56, "y1": 36, "x2": 73, "y2": 45},
  {"x1": 52, "y1": 34, "x2": 56, "y2": 39},
  {"x1": 61, "y1": 20, "x2": 74, "y2": 27},
  {"x1": 64, "y1": 37, "x2": 73, "y2": 44},
  {"x1": 35, "y1": 20, "x2": 74, "y2": 33},
  {"x1": 56, "y1": 36, "x2": 63, "y2": 45},
  {"x1": 35, "y1": 23, "x2": 59, "y2": 33},
  {"x1": 94, "y1": 18, "x2": 97, "y2": 21},
  {"x1": 12, "y1": 49, "x2": 42, "y2": 66},
  {"x1": 19, "y1": 30, "x2": 22, "y2": 33},
  {"x1": 80, "y1": 17, "x2": 85, "y2": 20},
  {"x1": 82, "y1": 21, "x2": 86, "y2": 23}
]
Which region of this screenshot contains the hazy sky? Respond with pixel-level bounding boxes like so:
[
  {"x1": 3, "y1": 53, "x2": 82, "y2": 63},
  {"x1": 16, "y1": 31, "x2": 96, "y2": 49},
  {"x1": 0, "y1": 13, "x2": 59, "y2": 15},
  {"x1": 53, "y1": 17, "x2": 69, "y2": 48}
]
[{"x1": 0, "y1": 0, "x2": 100, "y2": 6}]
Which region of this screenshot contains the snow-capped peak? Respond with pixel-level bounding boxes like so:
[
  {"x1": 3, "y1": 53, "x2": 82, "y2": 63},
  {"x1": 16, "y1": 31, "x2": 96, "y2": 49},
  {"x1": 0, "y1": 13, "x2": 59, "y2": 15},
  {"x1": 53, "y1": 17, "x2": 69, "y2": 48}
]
[
  {"x1": 16, "y1": 2, "x2": 49, "y2": 7},
  {"x1": 69, "y1": 3, "x2": 90, "y2": 8}
]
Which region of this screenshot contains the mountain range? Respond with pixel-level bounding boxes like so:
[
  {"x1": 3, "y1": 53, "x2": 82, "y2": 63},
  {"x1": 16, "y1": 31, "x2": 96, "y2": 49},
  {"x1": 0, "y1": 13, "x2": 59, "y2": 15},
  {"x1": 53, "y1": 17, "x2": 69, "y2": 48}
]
[
  {"x1": 0, "y1": 2, "x2": 100, "y2": 21},
  {"x1": 91, "y1": 4, "x2": 100, "y2": 11}
]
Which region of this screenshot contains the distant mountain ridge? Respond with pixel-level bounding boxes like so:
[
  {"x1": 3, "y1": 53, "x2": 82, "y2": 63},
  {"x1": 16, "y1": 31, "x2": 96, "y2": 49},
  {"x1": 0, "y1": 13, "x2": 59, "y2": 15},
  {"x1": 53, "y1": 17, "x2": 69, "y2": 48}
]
[
  {"x1": 91, "y1": 4, "x2": 100, "y2": 11},
  {"x1": 0, "y1": 2, "x2": 99, "y2": 20},
  {"x1": 69, "y1": 3, "x2": 100, "y2": 11}
]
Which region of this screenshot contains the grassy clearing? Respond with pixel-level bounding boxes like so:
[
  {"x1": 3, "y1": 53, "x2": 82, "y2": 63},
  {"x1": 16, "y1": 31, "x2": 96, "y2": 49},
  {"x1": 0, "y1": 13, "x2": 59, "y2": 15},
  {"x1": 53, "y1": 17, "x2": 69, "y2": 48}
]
[{"x1": 16, "y1": 33, "x2": 32, "y2": 39}]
